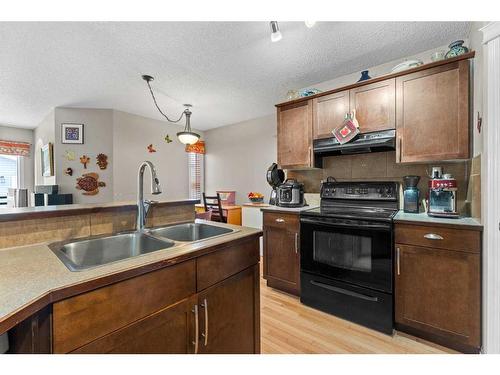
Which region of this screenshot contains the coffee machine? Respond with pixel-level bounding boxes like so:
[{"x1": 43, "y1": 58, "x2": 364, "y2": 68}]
[
  {"x1": 428, "y1": 168, "x2": 459, "y2": 218},
  {"x1": 266, "y1": 163, "x2": 285, "y2": 205},
  {"x1": 403, "y1": 176, "x2": 420, "y2": 213}
]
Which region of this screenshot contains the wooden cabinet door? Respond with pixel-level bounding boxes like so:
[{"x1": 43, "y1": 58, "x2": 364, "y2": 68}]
[
  {"x1": 349, "y1": 78, "x2": 395, "y2": 133},
  {"x1": 396, "y1": 60, "x2": 470, "y2": 163},
  {"x1": 277, "y1": 101, "x2": 313, "y2": 168},
  {"x1": 197, "y1": 265, "x2": 260, "y2": 354},
  {"x1": 263, "y1": 214, "x2": 300, "y2": 295},
  {"x1": 395, "y1": 244, "x2": 480, "y2": 350},
  {"x1": 312, "y1": 90, "x2": 350, "y2": 139},
  {"x1": 72, "y1": 297, "x2": 197, "y2": 354}
]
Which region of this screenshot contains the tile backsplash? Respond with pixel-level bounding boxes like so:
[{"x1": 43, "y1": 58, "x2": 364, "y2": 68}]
[{"x1": 288, "y1": 151, "x2": 472, "y2": 214}]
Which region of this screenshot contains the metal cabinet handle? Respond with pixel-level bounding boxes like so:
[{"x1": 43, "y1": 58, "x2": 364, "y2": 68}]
[
  {"x1": 396, "y1": 247, "x2": 400, "y2": 276},
  {"x1": 192, "y1": 304, "x2": 199, "y2": 354},
  {"x1": 201, "y1": 298, "x2": 209, "y2": 347},
  {"x1": 294, "y1": 233, "x2": 299, "y2": 254},
  {"x1": 424, "y1": 233, "x2": 444, "y2": 240},
  {"x1": 275, "y1": 218, "x2": 285, "y2": 223},
  {"x1": 398, "y1": 137, "x2": 402, "y2": 163}
]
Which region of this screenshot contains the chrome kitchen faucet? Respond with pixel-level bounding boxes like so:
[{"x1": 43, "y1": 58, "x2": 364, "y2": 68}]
[{"x1": 137, "y1": 161, "x2": 162, "y2": 232}]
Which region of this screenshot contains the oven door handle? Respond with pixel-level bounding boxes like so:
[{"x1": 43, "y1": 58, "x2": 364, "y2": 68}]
[
  {"x1": 300, "y1": 217, "x2": 391, "y2": 231},
  {"x1": 310, "y1": 280, "x2": 379, "y2": 302}
]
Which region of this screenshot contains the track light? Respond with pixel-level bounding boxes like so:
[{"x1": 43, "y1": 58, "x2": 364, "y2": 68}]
[
  {"x1": 305, "y1": 21, "x2": 316, "y2": 28},
  {"x1": 270, "y1": 21, "x2": 282, "y2": 42}
]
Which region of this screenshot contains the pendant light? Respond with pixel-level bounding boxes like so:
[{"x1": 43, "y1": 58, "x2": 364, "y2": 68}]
[
  {"x1": 142, "y1": 75, "x2": 200, "y2": 145},
  {"x1": 270, "y1": 21, "x2": 282, "y2": 42}
]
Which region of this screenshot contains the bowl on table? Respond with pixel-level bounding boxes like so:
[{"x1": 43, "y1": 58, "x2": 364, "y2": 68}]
[{"x1": 249, "y1": 197, "x2": 264, "y2": 203}]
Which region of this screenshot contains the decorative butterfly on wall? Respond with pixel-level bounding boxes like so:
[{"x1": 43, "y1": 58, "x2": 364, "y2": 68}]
[
  {"x1": 164, "y1": 134, "x2": 173, "y2": 143},
  {"x1": 147, "y1": 144, "x2": 156, "y2": 153}
]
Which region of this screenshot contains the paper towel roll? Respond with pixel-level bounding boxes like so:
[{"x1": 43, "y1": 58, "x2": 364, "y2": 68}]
[{"x1": 0, "y1": 332, "x2": 8, "y2": 353}]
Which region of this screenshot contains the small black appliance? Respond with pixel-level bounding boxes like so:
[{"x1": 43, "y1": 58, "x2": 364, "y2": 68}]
[
  {"x1": 266, "y1": 163, "x2": 285, "y2": 205},
  {"x1": 403, "y1": 175, "x2": 420, "y2": 213}
]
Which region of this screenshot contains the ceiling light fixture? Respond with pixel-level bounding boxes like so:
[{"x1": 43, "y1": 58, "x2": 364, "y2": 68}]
[
  {"x1": 304, "y1": 21, "x2": 317, "y2": 28},
  {"x1": 142, "y1": 75, "x2": 200, "y2": 145},
  {"x1": 270, "y1": 21, "x2": 282, "y2": 42}
]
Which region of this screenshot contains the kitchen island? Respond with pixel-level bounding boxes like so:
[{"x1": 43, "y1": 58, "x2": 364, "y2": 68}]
[{"x1": 0, "y1": 199, "x2": 261, "y2": 354}]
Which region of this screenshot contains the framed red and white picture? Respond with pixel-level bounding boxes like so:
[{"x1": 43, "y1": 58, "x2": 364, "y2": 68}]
[{"x1": 61, "y1": 123, "x2": 84, "y2": 144}]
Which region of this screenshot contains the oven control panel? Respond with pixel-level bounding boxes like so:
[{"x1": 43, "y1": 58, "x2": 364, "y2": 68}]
[{"x1": 321, "y1": 182, "x2": 398, "y2": 201}]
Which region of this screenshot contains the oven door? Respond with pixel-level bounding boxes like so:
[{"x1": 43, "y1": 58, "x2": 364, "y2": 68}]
[{"x1": 300, "y1": 216, "x2": 393, "y2": 293}]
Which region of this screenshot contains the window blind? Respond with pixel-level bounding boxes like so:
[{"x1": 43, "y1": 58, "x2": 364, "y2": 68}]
[{"x1": 188, "y1": 152, "x2": 204, "y2": 200}]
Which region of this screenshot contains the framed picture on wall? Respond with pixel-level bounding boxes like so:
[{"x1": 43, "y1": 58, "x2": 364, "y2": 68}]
[
  {"x1": 41, "y1": 143, "x2": 54, "y2": 177},
  {"x1": 61, "y1": 123, "x2": 84, "y2": 144}
]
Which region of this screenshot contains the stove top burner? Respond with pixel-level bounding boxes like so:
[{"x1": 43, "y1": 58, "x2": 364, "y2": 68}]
[{"x1": 302, "y1": 205, "x2": 398, "y2": 221}]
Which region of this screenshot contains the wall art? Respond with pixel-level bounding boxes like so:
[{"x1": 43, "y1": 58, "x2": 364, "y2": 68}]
[
  {"x1": 76, "y1": 172, "x2": 106, "y2": 196},
  {"x1": 64, "y1": 167, "x2": 73, "y2": 176},
  {"x1": 80, "y1": 155, "x2": 90, "y2": 169},
  {"x1": 164, "y1": 134, "x2": 173, "y2": 143},
  {"x1": 96, "y1": 153, "x2": 108, "y2": 170},
  {"x1": 64, "y1": 150, "x2": 76, "y2": 161},
  {"x1": 147, "y1": 144, "x2": 156, "y2": 153},
  {"x1": 61, "y1": 123, "x2": 84, "y2": 144}
]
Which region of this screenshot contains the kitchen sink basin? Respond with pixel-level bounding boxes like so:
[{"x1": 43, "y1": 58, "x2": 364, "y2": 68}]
[
  {"x1": 147, "y1": 222, "x2": 235, "y2": 242},
  {"x1": 50, "y1": 232, "x2": 175, "y2": 271}
]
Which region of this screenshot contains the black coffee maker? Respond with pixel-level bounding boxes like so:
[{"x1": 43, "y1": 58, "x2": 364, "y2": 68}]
[
  {"x1": 403, "y1": 175, "x2": 420, "y2": 213},
  {"x1": 266, "y1": 163, "x2": 285, "y2": 205}
]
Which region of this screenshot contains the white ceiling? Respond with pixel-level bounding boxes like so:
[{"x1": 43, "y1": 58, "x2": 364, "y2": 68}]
[{"x1": 0, "y1": 22, "x2": 471, "y2": 130}]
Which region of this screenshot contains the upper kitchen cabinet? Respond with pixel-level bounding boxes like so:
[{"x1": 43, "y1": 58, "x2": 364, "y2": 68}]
[
  {"x1": 277, "y1": 100, "x2": 313, "y2": 169},
  {"x1": 312, "y1": 90, "x2": 350, "y2": 139},
  {"x1": 396, "y1": 60, "x2": 470, "y2": 163},
  {"x1": 349, "y1": 79, "x2": 395, "y2": 133}
]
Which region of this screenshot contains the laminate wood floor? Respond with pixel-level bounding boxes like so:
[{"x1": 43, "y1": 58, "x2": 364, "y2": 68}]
[{"x1": 259, "y1": 261, "x2": 455, "y2": 354}]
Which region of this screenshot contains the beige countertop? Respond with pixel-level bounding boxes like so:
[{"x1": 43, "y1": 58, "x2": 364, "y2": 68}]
[
  {"x1": 0, "y1": 199, "x2": 199, "y2": 222},
  {"x1": 394, "y1": 211, "x2": 482, "y2": 230},
  {"x1": 0, "y1": 220, "x2": 261, "y2": 335}
]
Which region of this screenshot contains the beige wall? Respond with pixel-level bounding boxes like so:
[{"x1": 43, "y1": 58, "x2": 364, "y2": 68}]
[
  {"x1": 112, "y1": 110, "x2": 203, "y2": 202},
  {"x1": 0, "y1": 125, "x2": 34, "y2": 191},
  {"x1": 33, "y1": 110, "x2": 55, "y2": 186},
  {"x1": 204, "y1": 115, "x2": 277, "y2": 204},
  {"x1": 54, "y1": 107, "x2": 114, "y2": 203}
]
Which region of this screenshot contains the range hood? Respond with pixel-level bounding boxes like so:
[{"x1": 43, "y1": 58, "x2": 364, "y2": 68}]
[{"x1": 313, "y1": 129, "x2": 396, "y2": 167}]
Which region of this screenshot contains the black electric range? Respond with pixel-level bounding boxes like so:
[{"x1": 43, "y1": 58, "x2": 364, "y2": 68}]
[{"x1": 300, "y1": 181, "x2": 399, "y2": 334}]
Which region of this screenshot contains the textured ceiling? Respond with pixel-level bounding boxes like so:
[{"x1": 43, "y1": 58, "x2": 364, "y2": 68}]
[{"x1": 0, "y1": 22, "x2": 471, "y2": 130}]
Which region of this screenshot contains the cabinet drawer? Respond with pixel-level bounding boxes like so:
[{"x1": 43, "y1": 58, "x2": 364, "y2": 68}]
[
  {"x1": 197, "y1": 236, "x2": 260, "y2": 291},
  {"x1": 263, "y1": 212, "x2": 299, "y2": 231},
  {"x1": 53, "y1": 260, "x2": 196, "y2": 353},
  {"x1": 395, "y1": 224, "x2": 480, "y2": 253}
]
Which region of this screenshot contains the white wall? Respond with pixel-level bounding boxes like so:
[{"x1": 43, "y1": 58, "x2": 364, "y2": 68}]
[
  {"x1": 0, "y1": 125, "x2": 34, "y2": 191},
  {"x1": 112, "y1": 110, "x2": 202, "y2": 202},
  {"x1": 204, "y1": 114, "x2": 277, "y2": 204},
  {"x1": 54, "y1": 107, "x2": 114, "y2": 203},
  {"x1": 33, "y1": 110, "x2": 55, "y2": 186}
]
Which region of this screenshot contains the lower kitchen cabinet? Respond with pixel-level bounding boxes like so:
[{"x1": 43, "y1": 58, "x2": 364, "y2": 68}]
[
  {"x1": 8, "y1": 236, "x2": 261, "y2": 354},
  {"x1": 198, "y1": 265, "x2": 260, "y2": 354},
  {"x1": 263, "y1": 212, "x2": 300, "y2": 296},
  {"x1": 73, "y1": 297, "x2": 196, "y2": 354},
  {"x1": 395, "y1": 224, "x2": 481, "y2": 353}
]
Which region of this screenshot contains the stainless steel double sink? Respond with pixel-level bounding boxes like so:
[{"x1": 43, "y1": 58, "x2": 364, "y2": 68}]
[{"x1": 50, "y1": 223, "x2": 236, "y2": 271}]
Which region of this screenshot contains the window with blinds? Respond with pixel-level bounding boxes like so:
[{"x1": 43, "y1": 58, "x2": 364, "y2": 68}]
[{"x1": 188, "y1": 152, "x2": 204, "y2": 200}]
